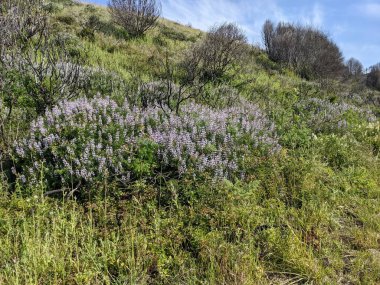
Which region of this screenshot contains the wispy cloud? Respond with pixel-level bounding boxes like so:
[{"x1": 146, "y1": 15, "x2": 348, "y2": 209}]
[
  {"x1": 298, "y1": 3, "x2": 324, "y2": 28},
  {"x1": 312, "y1": 3, "x2": 324, "y2": 27},
  {"x1": 162, "y1": 0, "x2": 286, "y2": 43},
  {"x1": 358, "y1": 2, "x2": 380, "y2": 18},
  {"x1": 331, "y1": 24, "x2": 347, "y2": 37}
]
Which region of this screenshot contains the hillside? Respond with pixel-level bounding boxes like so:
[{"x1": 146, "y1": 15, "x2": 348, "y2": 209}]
[{"x1": 0, "y1": 0, "x2": 379, "y2": 284}]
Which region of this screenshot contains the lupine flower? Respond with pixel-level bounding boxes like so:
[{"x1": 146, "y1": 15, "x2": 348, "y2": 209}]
[
  {"x1": 297, "y1": 98, "x2": 376, "y2": 133},
  {"x1": 13, "y1": 96, "x2": 280, "y2": 188}
]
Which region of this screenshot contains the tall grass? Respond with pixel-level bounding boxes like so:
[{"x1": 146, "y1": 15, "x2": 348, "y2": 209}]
[{"x1": 0, "y1": 154, "x2": 379, "y2": 284}]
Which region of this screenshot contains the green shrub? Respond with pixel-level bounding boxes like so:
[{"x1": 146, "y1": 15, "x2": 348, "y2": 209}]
[{"x1": 56, "y1": 15, "x2": 76, "y2": 25}]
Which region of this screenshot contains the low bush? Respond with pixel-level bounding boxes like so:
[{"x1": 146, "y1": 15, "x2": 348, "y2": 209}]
[
  {"x1": 159, "y1": 26, "x2": 188, "y2": 41},
  {"x1": 56, "y1": 15, "x2": 76, "y2": 25},
  {"x1": 296, "y1": 98, "x2": 376, "y2": 133},
  {"x1": 13, "y1": 96, "x2": 280, "y2": 191}
]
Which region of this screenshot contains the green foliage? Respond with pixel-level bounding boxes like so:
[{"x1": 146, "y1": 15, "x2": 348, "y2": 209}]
[
  {"x1": 56, "y1": 14, "x2": 76, "y2": 25},
  {"x1": 130, "y1": 139, "x2": 159, "y2": 176},
  {"x1": 0, "y1": 158, "x2": 379, "y2": 283},
  {"x1": 159, "y1": 25, "x2": 189, "y2": 41}
]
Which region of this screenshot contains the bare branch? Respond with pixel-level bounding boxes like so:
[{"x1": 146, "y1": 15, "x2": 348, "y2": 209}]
[{"x1": 108, "y1": 0, "x2": 161, "y2": 37}]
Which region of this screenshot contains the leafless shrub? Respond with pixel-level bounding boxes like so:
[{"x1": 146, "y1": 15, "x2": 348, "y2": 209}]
[
  {"x1": 346, "y1": 57, "x2": 363, "y2": 77},
  {"x1": 262, "y1": 20, "x2": 345, "y2": 80},
  {"x1": 139, "y1": 23, "x2": 248, "y2": 114},
  {"x1": 0, "y1": 0, "x2": 47, "y2": 52},
  {"x1": 366, "y1": 63, "x2": 380, "y2": 91},
  {"x1": 187, "y1": 23, "x2": 248, "y2": 82},
  {"x1": 0, "y1": 0, "x2": 87, "y2": 147},
  {"x1": 108, "y1": 0, "x2": 161, "y2": 37},
  {"x1": 139, "y1": 54, "x2": 206, "y2": 115}
]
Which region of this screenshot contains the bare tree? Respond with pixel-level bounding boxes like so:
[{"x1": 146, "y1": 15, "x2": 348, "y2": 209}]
[
  {"x1": 19, "y1": 37, "x2": 85, "y2": 114},
  {"x1": 0, "y1": 0, "x2": 86, "y2": 113},
  {"x1": 0, "y1": 0, "x2": 47, "y2": 58},
  {"x1": 0, "y1": 0, "x2": 47, "y2": 145},
  {"x1": 366, "y1": 63, "x2": 380, "y2": 91},
  {"x1": 262, "y1": 20, "x2": 274, "y2": 54},
  {"x1": 346, "y1": 57, "x2": 363, "y2": 77},
  {"x1": 108, "y1": 0, "x2": 161, "y2": 37}
]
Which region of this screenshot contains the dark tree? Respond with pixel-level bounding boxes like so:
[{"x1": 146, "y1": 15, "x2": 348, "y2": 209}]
[
  {"x1": 366, "y1": 63, "x2": 380, "y2": 91},
  {"x1": 262, "y1": 20, "x2": 345, "y2": 80},
  {"x1": 197, "y1": 23, "x2": 248, "y2": 81},
  {"x1": 108, "y1": 0, "x2": 161, "y2": 37},
  {"x1": 262, "y1": 20, "x2": 274, "y2": 55},
  {"x1": 346, "y1": 57, "x2": 363, "y2": 77}
]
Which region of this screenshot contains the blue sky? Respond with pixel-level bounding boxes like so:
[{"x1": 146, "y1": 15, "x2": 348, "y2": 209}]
[{"x1": 86, "y1": 0, "x2": 380, "y2": 68}]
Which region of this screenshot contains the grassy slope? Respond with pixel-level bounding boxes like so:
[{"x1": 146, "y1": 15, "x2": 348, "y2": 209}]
[
  {"x1": 0, "y1": 1, "x2": 379, "y2": 284},
  {"x1": 55, "y1": 1, "x2": 203, "y2": 79}
]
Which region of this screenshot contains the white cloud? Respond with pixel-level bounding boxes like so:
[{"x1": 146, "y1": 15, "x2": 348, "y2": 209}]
[
  {"x1": 312, "y1": 3, "x2": 324, "y2": 27},
  {"x1": 161, "y1": 0, "x2": 286, "y2": 44},
  {"x1": 359, "y1": 2, "x2": 380, "y2": 18},
  {"x1": 338, "y1": 42, "x2": 379, "y2": 68},
  {"x1": 298, "y1": 2, "x2": 324, "y2": 28},
  {"x1": 161, "y1": 0, "x2": 331, "y2": 45},
  {"x1": 331, "y1": 24, "x2": 347, "y2": 37}
]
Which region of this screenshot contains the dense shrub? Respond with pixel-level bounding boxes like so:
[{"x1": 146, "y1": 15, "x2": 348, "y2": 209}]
[
  {"x1": 56, "y1": 15, "x2": 76, "y2": 25},
  {"x1": 79, "y1": 15, "x2": 101, "y2": 42},
  {"x1": 13, "y1": 96, "x2": 280, "y2": 190},
  {"x1": 159, "y1": 25, "x2": 188, "y2": 41},
  {"x1": 183, "y1": 23, "x2": 248, "y2": 83},
  {"x1": 262, "y1": 20, "x2": 345, "y2": 80}
]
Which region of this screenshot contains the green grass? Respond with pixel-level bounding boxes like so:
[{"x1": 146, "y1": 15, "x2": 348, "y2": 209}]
[
  {"x1": 51, "y1": 0, "x2": 202, "y2": 82},
  {"x1": 0, "y1": 149, "x2": 379, "y2": 284}
]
